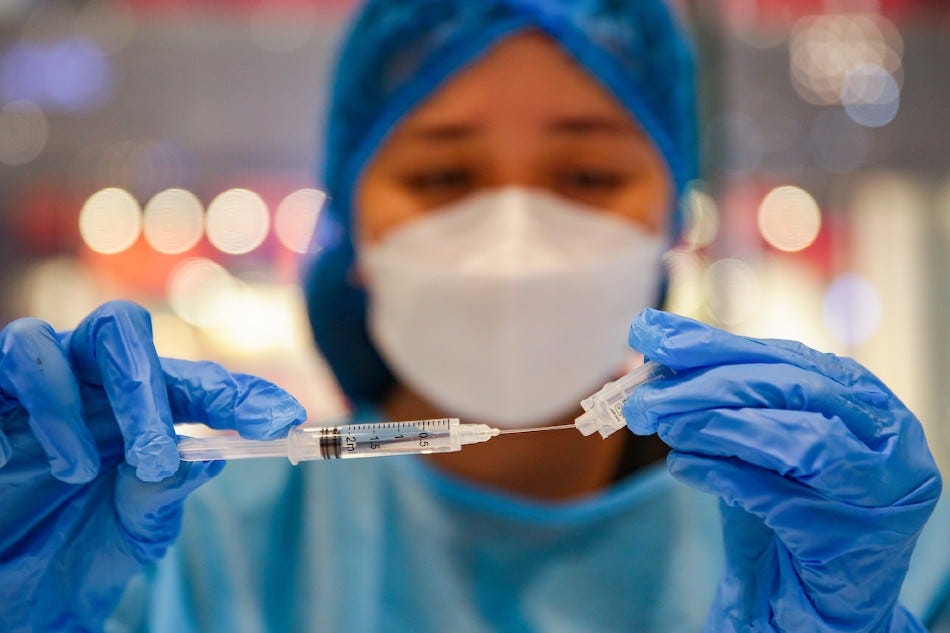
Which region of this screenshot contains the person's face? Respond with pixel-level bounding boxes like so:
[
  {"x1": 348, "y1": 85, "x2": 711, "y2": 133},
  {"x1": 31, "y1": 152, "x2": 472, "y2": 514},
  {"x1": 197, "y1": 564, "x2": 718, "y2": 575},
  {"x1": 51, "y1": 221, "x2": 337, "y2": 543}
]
[{"x1": 355, "y1": 31, "x2": 674, "y2": 245}]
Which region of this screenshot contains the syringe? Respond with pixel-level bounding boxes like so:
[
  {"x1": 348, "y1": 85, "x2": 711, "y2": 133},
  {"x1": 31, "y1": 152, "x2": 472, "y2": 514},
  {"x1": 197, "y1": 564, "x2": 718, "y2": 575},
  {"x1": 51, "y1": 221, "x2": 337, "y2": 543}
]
[
  {"x1": 178, "y1": 360, "x2": 668, "y2": 464},
  {"x1": 574, "y1": 361, "x2": 671, "y2": 438},
  {"x1": 178, "y1": 418, "x2": 574, "y2": 464}
]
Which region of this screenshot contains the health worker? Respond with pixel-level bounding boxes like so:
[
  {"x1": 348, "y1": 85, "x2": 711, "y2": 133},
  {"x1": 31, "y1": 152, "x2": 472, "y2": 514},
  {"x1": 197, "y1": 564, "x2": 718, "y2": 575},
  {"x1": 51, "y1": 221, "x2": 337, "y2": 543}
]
[{"x1": 3, "y1": 1, "x2": 950, "y2": 631}]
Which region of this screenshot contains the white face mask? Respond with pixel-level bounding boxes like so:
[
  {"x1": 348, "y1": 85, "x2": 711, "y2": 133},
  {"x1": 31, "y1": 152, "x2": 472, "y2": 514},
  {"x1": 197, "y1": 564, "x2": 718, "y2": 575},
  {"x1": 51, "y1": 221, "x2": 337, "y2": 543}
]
[{"x1": 360, "y1": 187, "x2": 666, "y2": 428}]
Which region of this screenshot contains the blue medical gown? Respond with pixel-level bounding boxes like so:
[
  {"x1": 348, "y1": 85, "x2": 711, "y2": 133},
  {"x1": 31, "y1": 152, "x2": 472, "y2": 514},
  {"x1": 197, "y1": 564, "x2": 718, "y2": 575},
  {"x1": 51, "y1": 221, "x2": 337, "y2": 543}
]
[{"x1": 107, "y1": 407, "x2": 950, "y2": 632}]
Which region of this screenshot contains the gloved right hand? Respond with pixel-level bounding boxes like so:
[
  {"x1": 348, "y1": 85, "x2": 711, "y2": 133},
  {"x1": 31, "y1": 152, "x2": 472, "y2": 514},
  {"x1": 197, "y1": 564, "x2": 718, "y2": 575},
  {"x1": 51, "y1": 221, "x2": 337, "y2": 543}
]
[
  {"x1": 624, "y1": 309, "x2": 940, "y2": 633},
  {"x1": 0, "y1": 301, "x2": 306, "y2": 632}
]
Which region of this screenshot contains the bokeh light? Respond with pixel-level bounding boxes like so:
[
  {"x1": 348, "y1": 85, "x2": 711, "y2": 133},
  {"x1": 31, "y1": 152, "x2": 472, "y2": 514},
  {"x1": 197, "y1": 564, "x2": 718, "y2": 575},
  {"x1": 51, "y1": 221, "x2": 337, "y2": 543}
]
[
  {"x1": 275, "y1": 188, "x2": 326, "y2": 254},
  {"x1": 167, "y1": 257, "x2": 239, "y2": 328},
  {"x1": 822, "y1": 273, "x2": 882, "y2": 347},
  {"x1": 150, "y1": 310, "x2": 201, "y2": 360},
  {"x1": 731, "y1": 259, "x2": 834, "y2": 352},
  {"x1": 143, "y1": 188, "x2": 205, "y2": 254},
  {"x1": 789, "y1": 13, "x2": 902, "y2": 106},
  {"x1": 79, "y1": 187, "x2": 142, "y2": 254},
  {"x1": 841, "y1": 63, "x2": 901, "y2": 127},
  {"x1": 0, "y1": 100, "x2": 48, "y2": 165},
  {"x1": 166, "y1": 259, "x2": 304, "y2": 357},
  {"x1": 705, "y1": 258, "x2": 760, "y2": 326},
  {"x1": 757, "y1": 185, "x2": 822, "y2": 252},
  {"x1": 0, "y1": 38, "x2": 112, "y2": 111},
  {"x1": 206, "y1": 188, "x2": 270, "y2": 255},
  {"x1": 682, "y1": 183, "x2": 719, "y2": 249},
  {"x1": 664, "y1": 248, "x2": 707, "y2": 317},
  {"x1": 19, "y1": 258, "x2": 100, "y2": 330},
  {"x1": 203, "y1": 283, "x2": 305, "y2": 356}
]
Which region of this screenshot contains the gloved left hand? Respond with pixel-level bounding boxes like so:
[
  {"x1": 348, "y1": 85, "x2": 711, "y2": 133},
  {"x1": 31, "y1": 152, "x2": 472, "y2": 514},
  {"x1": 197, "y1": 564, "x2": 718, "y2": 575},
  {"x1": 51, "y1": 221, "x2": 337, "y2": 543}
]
[
  {"x1": 624, "y1": 309, "x2": 941, "y2": 633},
  {"x1": 0, "y1": 302, "x2": 306, "y2": 631}
]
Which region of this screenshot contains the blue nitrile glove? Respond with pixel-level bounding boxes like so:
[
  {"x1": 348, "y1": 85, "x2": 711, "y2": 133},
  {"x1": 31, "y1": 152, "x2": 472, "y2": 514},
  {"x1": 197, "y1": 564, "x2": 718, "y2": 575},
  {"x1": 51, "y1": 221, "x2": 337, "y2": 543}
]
[
  {"x1": 0, "y1": 301, "x2": 306, "y2": 632},
  {"x1": 624, "y1": 309, "x2": 941, "y2": 633}
]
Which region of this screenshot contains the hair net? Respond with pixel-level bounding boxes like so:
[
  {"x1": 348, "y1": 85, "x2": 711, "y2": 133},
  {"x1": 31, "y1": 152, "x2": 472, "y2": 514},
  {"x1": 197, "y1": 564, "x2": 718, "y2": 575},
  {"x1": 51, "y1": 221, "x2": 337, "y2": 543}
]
[{"x1": 304, "y1": 0, "x2": 697, "y2": 402}]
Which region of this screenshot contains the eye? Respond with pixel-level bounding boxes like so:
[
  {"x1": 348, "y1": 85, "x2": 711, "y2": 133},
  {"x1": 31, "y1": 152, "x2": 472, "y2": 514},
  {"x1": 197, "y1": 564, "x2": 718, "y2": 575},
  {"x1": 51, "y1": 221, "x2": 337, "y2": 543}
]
[
  {"x1": 401, "y1": 168, "x2": 474, "y2": 194},
  {"x1": 557, "y1": 169, "x2": 627, "y2": 193}
]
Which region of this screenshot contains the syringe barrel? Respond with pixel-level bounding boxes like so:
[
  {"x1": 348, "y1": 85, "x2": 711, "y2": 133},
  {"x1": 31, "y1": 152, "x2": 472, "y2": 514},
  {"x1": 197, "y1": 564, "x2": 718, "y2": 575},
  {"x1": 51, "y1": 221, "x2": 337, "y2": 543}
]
[
  {"x1": 177, "y1": 435, "x2": 289, "y2": 461},
  {"x1": 178, "y1": 418, "x2": 474, "y2": 464},
  {"x1": 287, "y1": 418, "x2": 463, "y2": 464}
]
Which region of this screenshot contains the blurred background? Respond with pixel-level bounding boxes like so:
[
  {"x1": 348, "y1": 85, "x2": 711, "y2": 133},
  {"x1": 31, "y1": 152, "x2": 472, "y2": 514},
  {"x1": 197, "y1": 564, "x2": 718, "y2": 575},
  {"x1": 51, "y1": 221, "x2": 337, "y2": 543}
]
[{"x1": 0, "y1": 1, "x2": 948, "y2": 463}]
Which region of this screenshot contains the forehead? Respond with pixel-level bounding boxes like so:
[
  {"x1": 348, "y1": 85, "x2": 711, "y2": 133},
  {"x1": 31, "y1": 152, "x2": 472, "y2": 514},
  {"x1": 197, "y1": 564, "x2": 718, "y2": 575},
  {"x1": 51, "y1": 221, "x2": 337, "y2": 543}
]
[{"x1": 399, "y1": 30, "x2": 636, "y2": 128}]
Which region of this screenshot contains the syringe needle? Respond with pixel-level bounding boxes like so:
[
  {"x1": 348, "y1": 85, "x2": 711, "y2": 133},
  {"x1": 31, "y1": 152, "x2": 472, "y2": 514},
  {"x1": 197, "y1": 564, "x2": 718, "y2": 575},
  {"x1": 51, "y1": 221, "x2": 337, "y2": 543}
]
[{"x1": 496, "y1": 424, "x2": 577, "y2": 435}]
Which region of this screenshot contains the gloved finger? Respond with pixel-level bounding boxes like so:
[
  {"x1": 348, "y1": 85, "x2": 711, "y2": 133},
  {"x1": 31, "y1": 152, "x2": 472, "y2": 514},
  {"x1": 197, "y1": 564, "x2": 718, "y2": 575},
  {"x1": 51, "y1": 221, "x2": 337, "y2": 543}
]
[
  {"x1": 114, "y1": 460, "x2": 225, "y2": 563},
  {"x1": 0, "y1": 394, "x2": 14, "y2": 468},
  {"x1": 0, "y1": 318, "x2": 99, "y2": 483},
  {"x1": 667, "y1": 451, "x2": 938, "y2": 564},
  {"x1": 624, "y1": 362, "x2": 890, "y2": 447},
  {"x1": 629, "y1": 309, "x2": 867, "y2": 390},
  {"x1": 68, "y1": 301, "x2": 178, "y2": 482},
  {"x1": 161, "y1": 358, "x2": 306, "y2": 440},
  {"x1": 0, "y1": 429, "x2": 10, "y2": 468},
  {"x1": 708, "y1": 500, "x2": 777, "y2": 629},
  {"x1": 668, "y1": 450, "x2": 937, "y2": 629},
  {"x1": 648, "y1": 407, "x2": 921, "y2": 505},
  {"x1": 765, "y1": 338, "x2": 894, "y2": 407}
]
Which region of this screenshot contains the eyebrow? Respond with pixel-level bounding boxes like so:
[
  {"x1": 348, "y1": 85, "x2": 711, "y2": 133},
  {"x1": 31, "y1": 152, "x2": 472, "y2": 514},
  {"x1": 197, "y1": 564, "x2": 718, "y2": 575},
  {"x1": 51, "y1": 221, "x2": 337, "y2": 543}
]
[
  {"x1": 404, "y1": 115, "x2": 641, "y2": 142},
  {"x1": 547, "y1": 116, "x2": 640, "y2": 136},
  {"x1": 406, "y1": 122, "x2": 480, "y2": 141}
]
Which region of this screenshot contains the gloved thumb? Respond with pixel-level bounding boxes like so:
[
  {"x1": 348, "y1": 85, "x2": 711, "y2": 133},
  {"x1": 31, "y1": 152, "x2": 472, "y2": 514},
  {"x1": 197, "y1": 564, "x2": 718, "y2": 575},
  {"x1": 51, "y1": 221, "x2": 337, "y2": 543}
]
[{"x1": 114, "y1": 459, "x2": 225, "y2": 562}]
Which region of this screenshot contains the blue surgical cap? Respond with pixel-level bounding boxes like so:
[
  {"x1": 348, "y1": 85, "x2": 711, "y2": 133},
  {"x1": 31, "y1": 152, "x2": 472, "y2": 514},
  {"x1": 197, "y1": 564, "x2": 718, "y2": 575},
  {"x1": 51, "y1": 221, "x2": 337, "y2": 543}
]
[{"x1": 304, "y1": 0, "x2": 697, "y2": 403}]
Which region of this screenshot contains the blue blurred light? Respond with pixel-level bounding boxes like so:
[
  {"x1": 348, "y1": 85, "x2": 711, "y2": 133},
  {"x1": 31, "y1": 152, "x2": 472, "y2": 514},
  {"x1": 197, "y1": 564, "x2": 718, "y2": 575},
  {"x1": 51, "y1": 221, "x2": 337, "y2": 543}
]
[
  {"x1": 841, "y1": 63, "x2": 900, "y2": 128},
  {"x1": 822, "y1": 273, "x2": 882, "y2": 347},
  {"x1": 0, "y1": 38, "x2": 112, "y2": 112}
]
